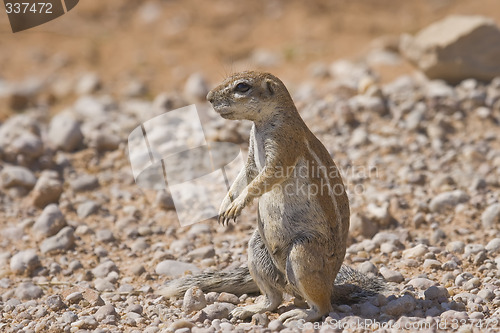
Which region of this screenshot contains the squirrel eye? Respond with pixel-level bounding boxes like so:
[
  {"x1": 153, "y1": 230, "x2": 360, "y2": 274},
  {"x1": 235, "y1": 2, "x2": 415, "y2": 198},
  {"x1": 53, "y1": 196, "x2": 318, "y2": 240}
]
[{"x1": 234, "y1": 82, "x2": 251, "y2": 93}]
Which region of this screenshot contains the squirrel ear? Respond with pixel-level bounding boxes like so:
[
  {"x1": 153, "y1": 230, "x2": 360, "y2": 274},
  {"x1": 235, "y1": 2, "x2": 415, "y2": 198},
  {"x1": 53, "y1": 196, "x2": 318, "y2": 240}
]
[{"x1": 265, "y1": 79, "x2": 276, "y2": 96}]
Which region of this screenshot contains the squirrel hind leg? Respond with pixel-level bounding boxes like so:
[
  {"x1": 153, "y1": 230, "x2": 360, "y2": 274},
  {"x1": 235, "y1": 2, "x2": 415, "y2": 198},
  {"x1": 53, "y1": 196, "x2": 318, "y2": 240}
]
[
  {"x1": 230, "y1": 231, "x2": 285, "y2": 321},
  {"x1": 280, "y1": 242, "x2": 337, "y2": 323}
]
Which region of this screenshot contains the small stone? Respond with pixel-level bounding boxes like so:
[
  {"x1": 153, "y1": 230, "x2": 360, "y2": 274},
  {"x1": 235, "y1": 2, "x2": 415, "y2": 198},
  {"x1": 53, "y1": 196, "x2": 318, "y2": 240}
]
[
  {"x1": 96, "y1": 229, "x2": 115, "y2": 243},
  {"x1": 357, "y1": 261, "x2": 379, "y2": 275},
  {"x1": 69, "y1": 174, "x2": 99, "y2": 192},
  {"x1": 382, "y1": 294, "x2": 416, "y2": 316},
  {"x1": 85, "y1": 132, "x2": 121, "y2": 152},
  {"x1": 252, "y1": 313, "x2": 269, "y2": 326},
  {"x1": 126, "y1": 304, "x2": 143, "y2": 315},
  {"x1": 40, "y1": 226, "x2": 75, "y2": 254},
  {"x1": 203, "y1": 302, "x2": 236, "y2": 320},
  {"x1": 65, "y1": 292, "x2": 83, "y2": 304},
  {"x1": 94, "y1": 278, "x2": 115, "y2": 292},
  {"x1": 131, "y1": 264, "x2": 146, "y2": 276},
  {"x1": 62, "y1": 311, "x2": 78, "y2": 324},
  {"x1": 183, "y1": 287, "x2": 207, "y2": 313},
  {"x1": 423, "y1": 259, "x2": 442, "y2": 269},
  {"x1": 463, "y1": 277, "x2": 481, "y2": 291},
  {"x1": 477, "y1": 289, "x2": 494, "y2": 301},
  {"x1": 155, "y1": 260, "x2": 200, "y2": 276},
  {"x1": 95, "y1": 304, "x2": 117, "y2": 321},
  {"x1": 408, "y1": 277, "x2": 437, "y2": 290},
  {"x1": 77, "y1": 201, "x2": 99, "y2": 218},
  {"x1": 184, "y1": 73, "x2": 209, "y2": 101},
  {"x1": 440, "y1": 310, "x2": 469, "y2": 325},
  {"x1": 446, "y1": 241, "x2": 465, "y2": 254},
  {"x1": 403, "y1": 244, "x2": 428, "y2": 259},
  {"x1": 10, "y1": 249, "x2": 40, "y2": 275},
  {"x1": 217, "y1": 292, "x2": 240, "y2": 304},
  {"x1": 92, "y1": 261, "x2": 118, "y2": 278},
  {"x1": 169, "y1": 319, "x2": 195, "y2": 331},
  {"x1": 187, "y1": 246, "x2": 216, "y2": 260},
  {"x1": 349, "y1": 213, "x2": 379, "y2": 238},
  {"x1": 481, "y1": 203, "x2": 500, "y2": 228},
  {"x1": 33, "y1": 204, "x2": 66, "y2": 240},
  {"x1": 486, "y1": 238, "x2": 500, "y2": 253},
  {"x1": 15, "y1": 282, "x2": 43, "y2": 300},
  {"x1": 46, "y1": 294, "x2": 66, "y2": 311},
  {"x1": 72, "y1": 315, "x2": 98, "y2": 330},
  {"x1": 31, "y1": 171, "x2": 63, "y2": 208},
  {"x1": 380, "y1": 267, "x2": 404, "y2": 283},
  {"x1": 48, "y1": 114, "x2": 83, "y2": 152},
  {"x1": 429, "y1": 190, "x2": 469, "y2": 213},
  {"x1": 76, "y1": 73, "x2": 101, "y2": 95},
  {"x1": 268, "y1": 319, "x2": 284, "y2": 331},
  {"x1": 0, "y1": 165, "x2": 36, "y2": 189},
  {"x1": 424, "y1": 286, "x2": 449, "y2": 300}
]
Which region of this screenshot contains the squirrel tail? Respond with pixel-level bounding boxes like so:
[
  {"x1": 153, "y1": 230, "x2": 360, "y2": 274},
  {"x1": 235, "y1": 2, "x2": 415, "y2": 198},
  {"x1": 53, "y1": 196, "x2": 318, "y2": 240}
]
[
  {"x1": 158, "y1": 266, "x2": 259, "y2": 298},
  {"x1": 333, "y1": 264, "x2": 386, "y2": 304},
  {"x1": 158, "y1": 264, "x2": 385, "y2": 303}
]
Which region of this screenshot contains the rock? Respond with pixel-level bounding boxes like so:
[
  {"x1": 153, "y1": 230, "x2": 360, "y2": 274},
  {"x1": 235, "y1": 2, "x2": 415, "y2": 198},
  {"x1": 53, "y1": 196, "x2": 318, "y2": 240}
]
[
  {"x1": 0, "y1": 115, "x2": 44, "y2": 163},
  {"x1": 379, "y1": 267, "x2": 404, "y2": 283},
  {"x1": 46, "y1": 295, "x2": 66, "y2": 311},
  {"x1": 47, "y1": 114, "x2": 83, "y2": 152},
  {"x1": 72, "y1": 315, "x2": 98, "y2": 330},
  {"x1": 424, "y1": 286, "x2": 449, "y2": 301},
  {"x1": 485, "y1": 238, "x2": 500, "y2": 253},
  {"x1": 10, "y1": 249, "x2": 40, "y2": 275},
  {"x1": 76, "y1": 73, "x2": 101, "y2": 95},
  {"x1": 440, "y1": 310, "x2": 469, "y2": 326},
  {"x1": 96, "y1": 229, "x2": 115, "y2": 242},
  {"x1": 217, "y1": 292, "x2": 240, "y2": 305},
  {"x1": 40, "y1": 226, "x2": 74, "y2": 254},
  {"x1": 126, "y1": 304, "x2": 143, "y2": 315},
  {"x1": 65, "y1": 291, "x2": 83, "y2": 304},
  {"x1": 446, "y1": 241, "x2": 465, "y2": 254},
  {"x1": 94, "y1": 278, "x2": 115, "y2": 291},
  {"x1": 408, "y1": 277, "x2": 437, "y2": 290},
  {"x1": 268, "y1": 319, "x2": 284, "y2": 331},
  {"x1": 31, "y1": 170, "x2": 63, "y2": 208},
  {"x1": 77, "y1": 200, "x2": 99, "y2": 219},
  {"x1": 187, "y1": 246, "x2": 216, "y2": 260},
  {"x1": 349, "y1": 213, "x2": 378, "y2": 239},
  {"x1": 95, "y1": 304, "x2": 117, "y2": 321},
  {"x1": 403, "y1": 244, "x2": 428, "y2": 259},
  {"x1": 92, "y1": 260, "x2": 118, "y2": 278},
  {"x1": 357, "y1": 261, "x2": 379, "y2": 275},
  {"x1": 85, "y1": 132, "x2": 121, "y2": 152},
  {"x1": 481, "y1": 203, "x2": 500, "y2": 228},
  {"x1": 0, "y1": 165, "x2": 36, "y2": 189},
  {"x1": 33, "y1": 204, "x2": 66, "y2": 240},
  {"x1": 62, "y1": 311, "x2": 78, "y2": 324},
  {"x1": 184, "y1": 73, "x2": 209, "y2": 101},
  {"x1": 69, "y1": 174, "x2": 99, "y2": 192},
  {"x1": 400, "y1": 15, "x2": 500, "y2": 83},
  {"x1": 478, "y1": 289, "x2": 494, "y2": 301},
  {"x1": 155, "y1": 260, "x2": 200, "y2": 276},
  {"x1": 429, "y1": 190, "x2": 469, "y2": 213},
  {"x1": 15, "y1": 282, "x2": 43, "y2": 300},
  {"x1": 423, "y1": 259, "x2": 442, "y2": 269},
  {"x1": 183, "y1": 287, "x2": 207, "y2": 313},
  {"x1": 202, "y1": 302, "x2": 236, "y2": 320},
  {"x1": 382, "y1": 294, "x2": 416, "y2": 316}
]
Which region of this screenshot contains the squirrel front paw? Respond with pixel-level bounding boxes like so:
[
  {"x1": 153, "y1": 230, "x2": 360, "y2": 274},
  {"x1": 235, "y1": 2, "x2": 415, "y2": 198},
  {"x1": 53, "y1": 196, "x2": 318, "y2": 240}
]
[{"x1": 218, "y1": 193, "x2": 247, "y2": 226}]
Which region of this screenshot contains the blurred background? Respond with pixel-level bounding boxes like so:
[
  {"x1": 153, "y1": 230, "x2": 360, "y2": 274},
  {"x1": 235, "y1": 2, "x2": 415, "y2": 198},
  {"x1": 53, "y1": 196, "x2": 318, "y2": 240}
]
[{"x1": 1, "y1": 0, "x2": 500, "y2": 121}]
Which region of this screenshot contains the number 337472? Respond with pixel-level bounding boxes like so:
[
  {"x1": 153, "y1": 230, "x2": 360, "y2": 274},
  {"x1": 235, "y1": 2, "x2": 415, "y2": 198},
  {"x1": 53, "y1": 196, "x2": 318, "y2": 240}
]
[{"x1": 5, "y1": 2, "x2": 53, "y2": 14}]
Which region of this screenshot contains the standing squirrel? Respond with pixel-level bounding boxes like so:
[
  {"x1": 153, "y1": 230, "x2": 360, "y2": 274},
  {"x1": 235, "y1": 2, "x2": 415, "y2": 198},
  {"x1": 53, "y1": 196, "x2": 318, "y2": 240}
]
[{"x1": 160, "y1": 71, "x2": 384, "y2": 323}]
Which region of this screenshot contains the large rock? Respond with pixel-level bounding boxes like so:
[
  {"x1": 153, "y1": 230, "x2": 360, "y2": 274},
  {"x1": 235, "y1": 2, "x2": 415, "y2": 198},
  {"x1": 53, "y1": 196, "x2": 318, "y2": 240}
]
[
  {"x1": 400, "y1": 15, "x2": 500, "y2": 83},
  {"x1": 33, "y1": 204, "x2": 67, "y2": 240}
]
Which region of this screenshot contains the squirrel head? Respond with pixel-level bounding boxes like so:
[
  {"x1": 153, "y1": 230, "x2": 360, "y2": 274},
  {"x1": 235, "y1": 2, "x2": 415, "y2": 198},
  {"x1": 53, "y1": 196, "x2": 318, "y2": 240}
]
[{"x1": 206, "y1": 71, "x2": 293, "y2": 122}]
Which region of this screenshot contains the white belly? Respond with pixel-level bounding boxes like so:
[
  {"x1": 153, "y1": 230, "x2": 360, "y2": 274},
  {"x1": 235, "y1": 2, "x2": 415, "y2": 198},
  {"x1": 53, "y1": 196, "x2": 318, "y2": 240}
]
[{"x1": 253, "y1": 130, "x2": 266, "y2": 171}]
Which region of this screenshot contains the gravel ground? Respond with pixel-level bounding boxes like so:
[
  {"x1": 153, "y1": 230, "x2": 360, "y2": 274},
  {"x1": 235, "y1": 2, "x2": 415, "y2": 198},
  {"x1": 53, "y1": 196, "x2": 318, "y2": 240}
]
[{"x1": 0, "y1": 56, "x2": 500, "y2": 332}]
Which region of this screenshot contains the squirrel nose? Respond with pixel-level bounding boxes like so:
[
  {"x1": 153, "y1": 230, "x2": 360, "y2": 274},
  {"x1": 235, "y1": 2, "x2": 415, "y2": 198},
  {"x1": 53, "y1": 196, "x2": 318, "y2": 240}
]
[{"x1": 206, "y1": 90, "x2": 214, "y2": 103}]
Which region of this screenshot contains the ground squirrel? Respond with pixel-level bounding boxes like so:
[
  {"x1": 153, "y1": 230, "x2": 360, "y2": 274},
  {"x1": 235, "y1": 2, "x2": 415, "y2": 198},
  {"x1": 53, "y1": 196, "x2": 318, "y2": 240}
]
[{"x1": 160, "y1": 71, "x2": 384, "y2": 323}]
